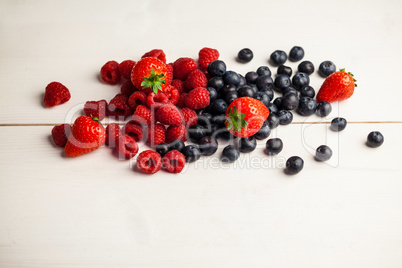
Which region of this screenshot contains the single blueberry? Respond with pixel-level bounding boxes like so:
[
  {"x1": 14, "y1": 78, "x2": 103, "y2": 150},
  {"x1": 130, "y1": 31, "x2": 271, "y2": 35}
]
[
  {"x1": 319, "y1": 60, "x2": 336, "y2": 77},
  {"x1": 256, "y1": 75, "x2": 274, "y2": 90},
  {"x1": 238, "y1": 136, "x2": 257, "y2": 153},
  {"x1": 221, "y1": 145, "x2": 240, "y2": 163},
  {"x1": 267, "y1": 103, "x2": 278, "y2": 115},
  {"x1": 238, "y1": 48, "x2": 254, "y2": 62},
  {"x1": 259, "y1": 85, "x2": 274, "y2": 100},
  {"x1": 257, "y1": 66, "x2": 271, "y2": 76},
  {"x1": 182, "y1": 145, "x2": 201, "y2": 163},
  {"x1": 223, "y1": 71, "x2": 240, "y2": 87},
  {"x1": 316, "y1": 101, "x2": 332, "y2": 117},
  {"x1": 206, "y1": 87, "x2": 218, "y2": 103},
  {"x1": 274, "y1": 74, "x2": 291, "y2": 91},
  {"x1": 207, "y1": 60, "x2": 226, "y2": 77},
  {"x1": 273, "y1": 97, "x2": 283, "y2": 111},
  {"x1": 238, "y1": 85, "x2": 255, "y2": 98},
  {"x1": 289, "y1": 46, "x2": 304, "y2": 62},
  {"x1": 210, "y1": 99, "x2": 228, "y2": 115},
  {"x1": 253, "y1": 122, "x2": 271, "y2": 140},
  {"x1": 297, "y1": 97, "x2": 317, "y2": 116},
  {"x1": 199, "y1": 136, "x2": 219, "y2": 156},
  {"x1": 220, "y1": 84, "x2": 237, "y2": 98},
  {"x1": 298, "y1": 61, "x2": 315, "y2": 75},
  {"x1": 224, "y1": 92, "x2": 238, "y2": 105},
  {"x1": 292, "y1": 72, "x2": 310, "y2": 90},
  {"x1": 281, "y1": 92, "x2": 299, "y2": 110},
  {"x1": 277, "y1": 64, "x2": 292, "y2": 77},
  {"x1": 266, "y1": 114, "x2": 280, "y2": 129},
  {"x1": 367, "y1": 131, "x2": 384, "y2": 148},
  {"x1": 245, "y1": 71, "x2": 259, "y2": 84},
  {"x1": 170, "y1": 140, "x2": 185, "y2": 153},
  {"x1": 270, "y1": 50, "x2": 287, "y2": 66},
  {"x1": 265, "y1": 138, "x2": 283, "y2": 155},
  {"x1": 281, "y1": 87, "x2": 298, "y2": 96},
  {"x1": 315, "y1": 145, "x2": 333, "y2": 161},
  {"x1": 300, "y1": 85, "x2": 315, "y2": 98},
  {"x1": 277, "y1": 110, "x2": 293, "y2": 125},
  {"x1": 255, "y1": 91, "x2": 270, "y2": 106},
  {"x1": 238, "y1": 74, "x2": 247, "y2": 88},
  {"x1": 155, "y1": 143, "x2": 170, "y2": 157},
  {"x1": 285, "y1": 156, "x2": 304, "y2": 175},
  {"x1": 330, "y1": 117, "x2": 347, "y2": 132},
  {"x1": 208, "y1": 77, "x2": 224, "y2": 91},
  {"x1": 188, "y1": 124, "x2": 208, "y2": 142}
]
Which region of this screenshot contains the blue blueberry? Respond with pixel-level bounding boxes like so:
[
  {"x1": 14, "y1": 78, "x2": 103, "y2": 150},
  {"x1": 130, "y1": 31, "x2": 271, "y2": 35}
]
[
  {"x1": 170, "y1": 140, "x2": 185, "y2": 153},
  {"x1": 221, "y1": 145, "x2": 240, "y2": 163},
  {"x1": 274, "y1": 74, "x2": 291, "y2": 91},
  {"x1": 182, "y1": 145, "x2": 201, "y2": 163},
  {"x1": 238, "y1": 74, "x2": 246, "y2": 88},
  {"x1": 256, "y1": 75, "x2": 274, "y2": 90},
  {"x1": 265, "y1": 138, "x2": 283, "y2": 155},
  {"x1": 245, "y1": 71, "x2": 259, "y2": 84},
  {"x1": 270, "y1": 50, "x2": 287, "y2": 66},
  {"x1": 257, "y1": 66, "x2": 271, "y2": 76},
  {"x1": 197, "y1": 112, "x2": 212, "y2": 127},
  {"x1": 330, "y1": 117, "x2": 347, "y2": 132},
  {"x1": 208, "y1": 77, "x2": 224, "y2": 91},
  {"x1": 238, "y1": 48, "x2": 253, "y2": 62},
  {"x1": 253, "y1": 122, "x2": 271, "y2": 140},
  {"x1": 298, "y1": 61, "x2": 315, "y2": 75},
  {"x1": 211, "y1": 114, "x2": 226, "y2": 127},
  {"x1": 220, "y1": 84, "x2": 237, "y2": 97},
  {"x1": 319, "y1": 60, "x2": 336, "y2": 77},
  {"x1": 223, "y1": 71, "x2": 240, "y2": 87},
  {"x1": 366, "y1": 131, "x2": 384, "y2": 148},
  {"x1": 155, "y1": 143, "x2": 170, "y2": 157},
  {"x1": 238, "y1": 136, "x2": 257, "y2": 153},
  {"x1": 248, "y1": 84, "x2": 258, "y2": 96},
  {"x1": 255, "y1": 91, "x2": 270, "y2": 106},
  {"x1": 292, "y1": 72, "x2": 310, "y2": 90},
  {"x1": 199, "y1": 136, "x2": 219, "y2": 156},
  {"x1": 267, "y1": 114, "x2": 280, "y2": 129},
  {"x1": 273, "y1": 97, "x2": 283, "y2": 111},
  {"x1": 316, "y1": 101, "x2": 332, "y2": 117},
  {"x1": 238, "y1": 85, "x2": 255, "y2": 98},
  {"x1": 277, "y1": 110, "x2": 293, "y2": 125},
  {"x1": 285, "y1": 156, "x2": 304, "y2": 175},
  {"x1": 210, "y1": 99, "x2": 228, "y2": 115},
  {"x1": 297, "y1": 97, "x2": 317, "y2": 116},
  {"x1": 207, "y1": 60, "x2": 226, "y2": 77},
  {"x1": 289, "y1": 46, "x2": 304, "y2": 62},
  {"x1": 282, "y1": 86, "x2": 298, "y2": 96},
  {"x1": 281, "y1": 92, "x2": 299, "y2": 110},
  {"x1": 224, "y1": 92, "x2": 238, "y2": 105},
  {"x1": 206, "y1": 87, "x2": 218, "y2": 103},
  {"x1": 267, "y1": 102, "x2": 278, "y2": 115},
  {"x1": 300, "y1": 85, "x2": 315, "y2": 98},
  {"x1": 315, "y1": 145, "x2": 333, "y2": 161},
  {"x1": 188, "y1": 124, "x2": 208, "y2": 142},
  {"x1": 259, "y1": 85, "x2": 274, "y2": 100},
  {"x1": 277, "y1": 64, "x2": 292, "y2": 77}
]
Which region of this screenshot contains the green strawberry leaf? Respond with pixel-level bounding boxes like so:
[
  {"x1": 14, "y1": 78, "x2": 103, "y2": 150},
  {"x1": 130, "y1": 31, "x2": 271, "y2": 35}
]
[
  {"x1": 226, "y1": 105, "x2": 248, "y2": 132},
  {"x1": 141, "y1": 68, "x2": 166, "y2": 93}
]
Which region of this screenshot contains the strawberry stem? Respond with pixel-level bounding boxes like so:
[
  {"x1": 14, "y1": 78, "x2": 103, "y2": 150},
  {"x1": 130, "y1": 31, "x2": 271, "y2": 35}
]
[
  {"x1": 226, "y1": 106, "x2": 248, "y2": 132},
  {"x1": 141, "y1": 68, "x2": 166, "y2": 94}
]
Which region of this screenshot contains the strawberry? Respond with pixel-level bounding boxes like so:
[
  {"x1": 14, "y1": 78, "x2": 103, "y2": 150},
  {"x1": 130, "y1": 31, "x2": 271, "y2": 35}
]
[
  {"x1": 225, "y1": 97, "x2": 269, "y2": 138},
  {"x1": 131, "y1": 57, "x2": 168, "y2": 94},
  {"x1": 316, "y1": 69, "x2": 356, "y2": 103},
  {"x1": 64, "y1": 116, "x2": 106, "y2": 157}
]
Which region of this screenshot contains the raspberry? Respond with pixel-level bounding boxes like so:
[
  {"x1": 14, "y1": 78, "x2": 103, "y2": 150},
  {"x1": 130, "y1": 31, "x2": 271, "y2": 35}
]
[
  {"x1": 105, "y1": 123, "x2": 122, "y2": 147},
  {"x1": 107, "y1": 94, "x2": 132, "y2": 119},
  {"x1": 118, "y1": 60, "x2": 136, "y2": 80},
  {"x1": 164, "y1": 85, "x2": 179, "y2": 105},
  {"x1": 100, "y1": 61, "x2": 121, "y2": 85},
  {"x1": 162, "y1": 150, "x2": 186, "y2": 173},
  {"x1": 84, "y1": 99, "x2": 108, "y2": 121},
  {"x1": 166, "y1": 63, "x2": 173, "y2": 86},
  {"x1": 155, "y1": 104, "x2": 183, "y2": 126},
  {"x1": 184, "y1": 69, "x2": 208, "y2": 91},
  {"x1": 141, "y1": 49, "x2": 166, "y2": 63},
  {"x1": 172, "y1": 57, "x2": 198, "y2": 80},
  {"x1": 165, "y1": 124, "x2": 187, "y2": 143},
  {"x1": 180, "y1": 107, "x2": 198, "y2": 127},
  {"x1": 185, "y1": 87, "x2": 210, "y2": 110},
  {"x1": 115, "y1": 134, "x2": 139, "y2": 159},
  {"x1": 146, "y1": 123, "x2": 166, "y2": 147},
  {"x1": 122, "y1": 121, "x2": 143, "y2": 142},
  {"x1": 121, "y1": 80, "x2": 138, "y2": 96},
  {"x1": 171, "y1": 79, "x2": 185, "y2": 94},
  {"x1": 44, "y1": 82, "x2": 71, "y2": 108},
  {"x1": 51, "y1": 124, "x2": 71, "y2": 147},
  {"x1": 198, "y1": 47, "x2": 219, "y2": 71},
  {"x1": 136, "y1": 150, "x2": 162, "y2": 174},
  {"x1": 132, "y1": 105, "x2": 154, "y2": 125},
  {"x1": 128, "y1": 91, "x2": 147, "y2": 110},
  {"x1": 147, "y1": 92, "x2": 169, "y2": 109},
  {"x1": 176, "y1": 93, "x2": 188, "y2": 108}
]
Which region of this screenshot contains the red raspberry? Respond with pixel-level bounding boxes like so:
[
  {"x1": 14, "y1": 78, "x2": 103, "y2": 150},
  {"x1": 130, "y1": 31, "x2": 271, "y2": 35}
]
[
  {"x1": 105, "y1": 123, "x2": 122, "y2": 147},
  {"x1": 132, "y1": 105, "x2": 154, "y2": 125},
  {"x1": 51, "y1": 124, "x2": 71, "y2": 147},
  {"x1": 136, "y1": 150, "x2": 162, "y2": 174},
  {"x1": 115, "y1": 134, "x2": 139, "y2": 159},
  {"x1": 122, "y1": 121, "x2": 143, "y2": 142},
  {"x1": 198, "y1": 47, "x2": 219, "y2": 71},
  {"x1": 107, "y1": 94, "x2": 132, "y2": 119},
  {"x1": 164, "y1": 85, "x2": 180, "y2": 105},
  {"x1": 184, "y1": 69, "x2": 208, "y2": 91},
  {"x1": 176, "y1": 93, "x2": 188, "y2": 108},
  {"x1": 84, "y1": 99, "x2": 108, "y2": 121},
  {"x1": 44, "y1": 82, "x2": 71, "y2": 108},
  {"x1": 165, "y1": 124, "x2": 187, "y2": 143},
  {"x1": 155, "y1": 104, "x2": 183, "y2": 126},
  {"x1": 166, "y1": 63, "x2": 173, "y2": 86},
  {"x1": 171, "y1": 79, "x2": 184, "y2": 94},
  {"x1": 128, "y1": 91, "x2": 147, "y2": 110},
  {"x1": 162, "y1": 150, "x2": 186, "y2": 173},
  {"x1": 100, "y1": 61, "x2": 121, "y2": 85},
  {"x1": 118, "y1": 60, "x2": 136, "y2": 80},
  {"x1": 172, "y1": 57, "x2": 198, "y2": 80},
  {"x1": 147, "y1": 92, "x2": 169, "y2": 109},
  {"x1": 180, "y1": 107, "x2": 198, "y2": 127},
  {"x1": 121, "y1": 80, "x2": 138, "y2": 96},
  {"x1": 141, "y1": 49, "x2": 166, "y2": 63},
  {"x1": 185, "y1": 87, "x2": 210, "y2": 110},
  {"x1": 146, "y1": 123, "x2": 166, "y2": 147}
]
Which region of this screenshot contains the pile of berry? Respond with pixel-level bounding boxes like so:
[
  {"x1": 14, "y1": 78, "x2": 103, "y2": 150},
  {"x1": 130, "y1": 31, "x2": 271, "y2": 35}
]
[{"x1": 45, "y1": 47, "x2": 384, "y2": 175}]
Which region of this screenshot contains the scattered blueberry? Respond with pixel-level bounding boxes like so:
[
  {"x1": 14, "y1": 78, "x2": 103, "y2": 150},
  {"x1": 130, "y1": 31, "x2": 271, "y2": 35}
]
[
  {"x1": 208, "y1": 77, "x2": 224, "y2": 91},
  {"x1": 197, "y1": 112, "x2": 212, "y2": 127},
  {"x1": 277, "y1": 110, "x2": 293, "y2": 125},
  {"x1": 206, "y1": 87, "x2": 218, "y2": 103},
  {"x1": 274, "y1": 74, "x2": 291, "y2": 91},
  {"x1": 298, "y1": 61, "x2": 315, "y2": 75},
  {"x1": 221, "y1": 145, "x2": 240, "y2": 163},
  {"x1": 300, "y1": 85, "x2": 315, "y2": 98},
  {"x1": 277, "y1": 64, "x2": 292, "y2": 77},
  {"x1": 155, "y1": 143, "x2": 170, "y2": 157},
  {"x1": 223, "y1": 71, "x2": 240, "y2": 87},
  {"x1": 267, "y1": 114, "x2": 280, "y2": 129},
  {"x1": 285, "y1": 156, "x2": 304, "y2": 175},
  {"x1": 238, "y1": 74, "x2": 246, "y2": 88},
  {"x1": 199, "y1": 136, "x2": 219, "y2": 156},
  {"x1": 315, "y1": 145, "x2": 333, "y2": 161},
  {"x1": 245, "y1": 71, "x2": 259, "y2": 84},
  {"x1": 238, "y1": 136, "x2": 257, "y2": 153},
  {"x1": 282, "y1": 86, "x2": 298, "y2": 96},
  {"x1": 330, "y1": 117, "x2": 347, "y2": 132},
  {"x1": 292, "y1": 72, "x2": 310, "y2": 90},
  {"x1": 210, "y1": 99, "x2": 228, "y2": 115},
  {"x1": 256, "y1": 75, "x2": 274, "y2": 90},
  {"x1": 273, "y1": 97, "x2": 283, "y2": 110},
  {"x1": 188, "y1": 124, "x2": 208, "y2": 142},
  {"x1": 316, "y1": 101, "x2": 332, "y2": 117},
  {"x1": 267, "y1": 102, "x2": 278, "y2": 114},
  {"x1": 366, "y1": 131, "x2": 384, "y2": 148},
  {"x1": 207, "y1": 60, "x2": 226, "y2": 77},
  {"x1": 259, "y1": 85, "x2": 274, "y2": 100},
  {"x1": 182, "y1": 145, "x2": 201, "y2": 163},
  {"x1": 257, "y1": 66, "x2": 271, "y2": 76},
  {"x1": 265, "y1": 138, "x2": 283, "y2": 155},
  {"x1": 289, "y1": 46, "x2": 304, "y2": 62},
  {"x1": 224, "y1": 92, "x2": 238, "y2": 105},
  {"x1": 170, "y1": 140, "x2": 185, "y2": 153},
  {"x1": 238, "y1": 85, "x2": 255, "y2": 98},
  {"x1": 238, "y1": 48, "x2": 254, "y2": 62},
  {"x1": 297, "y1": 97, "x2": 317, "y2": 116},
  {"x1": 253, "y1": 122, "x2": 271, "y2": 140},
  {"x1": 255, "y1": 91, "x2": 270, "y2": 106},
  {"x1": 319, "y1": 60, "x2": 336, "y2": 77},
  {"x1": 281, "y1": 92, "x2": 299, "y2": 110},
  {"x1": 270, "y1": 50, "x2": 287, "y2": 66}
]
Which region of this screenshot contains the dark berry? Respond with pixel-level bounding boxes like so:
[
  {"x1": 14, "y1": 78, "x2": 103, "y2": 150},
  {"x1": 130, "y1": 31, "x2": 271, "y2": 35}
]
[
  {"x1": 267, "y1": 102, "x2": 278, "y2": 115},
  {"x1": 273, "y1": 97, "x2": 282, "y2": 110},
  {"x1": 220, "y1": 84, "x2": 237, "y2": 97},
  {"x1": 217, "y1": 128, "x2": 237, "y2": 140},
  {"x1": 224, "y1": 92, "x2": 238, "y2": 105},
  {"x1": 292, "y1": 72, "x2": 310, "y2": 90},
  {"x1": 223, "y1": 71, "x2": 240, "y2": 87},
  {"x1": 277, "y1": 110, "x2": 293, "y2": 125},
  {"x1": 316, "y1": 101, "x2": 332, "y2": 117},
  {"x1": 256, "y1": 75, "x2": 274, "y2": 90},
  {"x1": 281, "y1": 92, "x2": 299, "y2": 110},
  {"x1": 188, "y1": 124, "x2": 208, "y2": 142},
  {"x1": 182, "y1": 145, "x2": 201, "y2": 163},
  {"x1": 259, "y1": 85, "x2": 274, "y2": 100},
  {"x1": 270, "y1": 50, "x2": 287, "y2": 66},
  {"x1": 238, "y1": 136, "x2": 257, "y2": 153},
  {"x1": 199, "y1": 136, "x2": 219, "y2": 155},
  {"x1": 319, "y1": 60, "x2": 336, "y2": 77},
  {"x1": 238, "y1": 85, "x2": 255, "y2": 98},
  {"x1": 297, "y1": 97, "x2": 317, "y2": 116},
  {"x1": 298, "y1": 61, "x2": 315, "y2": 75},
  {"x1": 206, "y1": 87, "x2": 218, "y2": 103},
  {"x1": 170, "y1": 140, "x2": 185, "y2": 153},
  {"x1": 255, "y1": 92, "x2": 270, "y2": 106},
  {"x1": 238, "y1": 74, "x2": 246, "y2": 88},
  {"x1": 207, "y1": 60, "x2": 226, "y2": 77},
  {"x1": 277, "y1": 64, "x2": 292, "y2": 77},
  {"x1": 315, "y1": 145, "x2": 333, "y2": 161},
  {"x1": 245, "y1": 71, "x2": 259, "y2": 84},
  {"x1": 282, "y1": 87, "x2": 298, "y2": 96},
  {"x1": 267, "y1": 114, "x2": 280, "y2": 129},
  {"x1": 221, "y1": 145, "x2": 240, "y2": 163},
  {"x1": 208, "y1": 77, "x2": 224, "y2": 91},
  {"x1": 257, "y1": 66, "x2": 271, "y2": 76},
  {"x1": 155, "y1": 143, "x2": 170, "y2": 156},
  {"x1": 265, "y1": 138, "x2": 283, "y2": 155},
  {"x1": 248, "y1": 84, "x2": 258, "y2": 96},
  {"x1": 210, "y1": 99, "x2": 228, "y2": 115},
  {"x1": 197, "y1": 112, "x2": 212, "y2": 127},
  {"x1": 300, "y1": 85, "x2": 315, "y2": 98},
  {"x1": 211, "y1": 114, "x2": 226, "y2": 127},
  {"x1": 366, "y1": 131, "x2": 384, "y2": 148},
  {"x1": 285, "y1": 156, "x2": 304, "y2": 175},
  {"x1": 289, "y1": 46, "x2": 304, "y2": 62},
  {"x1": 330, "y1": 117, "x2": 347, "y2": 132},
  {"x1": 274, "y1": 74, "x2": 291, "y2": 91},
  {"x1": 253, "y1": 122, "x2": 271, "y2": 140},
  {"x1": 238, "y1": 48, "x2": 253, "y2": 62}
]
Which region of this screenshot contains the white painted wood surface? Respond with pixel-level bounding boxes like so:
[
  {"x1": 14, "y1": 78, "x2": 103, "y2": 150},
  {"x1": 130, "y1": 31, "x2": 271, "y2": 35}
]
[{"x1": 1, "y1": 0, "x2": 402, "y2": 267}]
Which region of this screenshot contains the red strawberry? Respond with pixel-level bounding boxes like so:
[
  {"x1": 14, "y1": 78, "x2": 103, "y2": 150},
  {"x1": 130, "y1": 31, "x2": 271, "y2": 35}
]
[
  {"x1": 165, "y1": 124, "x2": 187, "y2": 143},
  {"x1": 146, "y1": 123, "x2": 166, "y2": 147},
  {"x1": 44, "y1": 82, "x2": 71, "y2": 108},
  {"x1": 162, "y1": 150, "x2": 186, "y2": 173},
  {"x1": 155, "y1": 104, "x2": 183, "y2": 126},
  {"x1": 51, "y1": 124, "x2": 72, "y2": 147},
  {"x1": 185, "y1": 87, "x2": 210, "y2": 110},
  {"x1": 172, "y1": 57, "x2": 198, "y2": 80},
  {"x1": 84, "y1": 99, "x2": 108, "y2": 121},
  {"x1": 225, "y1": 97, "x2": 269, "y2": 138},
  {"x1": 141, "y1": 49, "x2": 166, "y2": 63},
  {"x1": 184, "y1": 69, "x2": 208, "y2": 91},
  {"x1": 118, "y1": 60, "x2": 136, "y2": 80},
  {"x1": 198, "y1": 47, "x2": 219, "y2": 71},
  {"x1": 180, "y1": 107, "x2": 198, "y2": 127},
  {"x1": 136, "y1": 150, "x2": 162, "y2": 174},
  {"x1": 64, "y1": 116, "x2": 106, "y2": 157},
  {"x1": 131, "y1": 57, "x2": 168, "y2": 94},
  {"x1": 100, "y1": 61, "x2": 121, "y2": 85},
  {"x1": 316, "y1": 69, "x2": 356, "y2": 103}
]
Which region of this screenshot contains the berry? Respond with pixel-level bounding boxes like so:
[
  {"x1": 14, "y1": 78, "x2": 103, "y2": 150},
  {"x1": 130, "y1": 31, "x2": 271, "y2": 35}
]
[
  {"x1": 136, "y1": 150, "x2": 162, "y2": 174},
  {"x1": 162, "y1": 150, "x2": 186, "y2": 173},
  {"x1": 260, "y1": 86, "x2": 274, "y2": 101},
  {"x1": 44, "y1": 82, "x2": 71, "y2": 108},
  {"x1": 172, "y1": 57, "x2": 198, "y2": 80},
  {"x1": 238, "y1": 74, "x2": 246, "y2": 88},
  {"x1": 238, "y1": 85, "x2": 255, "y2": 98},
  {"x1": 289, "y1": 46, "x2": 304, "y2": 62},
  {"x1": 257, "y1": 66, "x2": 271, "y2": 76},
  {"x1": 121, "y1": 80, "x2": 137, "y2": 96},
  {"x1": 128, "y1": 91, "x2": 147, "y2": 110},
  {"x1": 270, "y1": 50, "x2": 287, "y2": 66},
  {"x1": 184, "y1": 69, "x2": 208, "y2": 90},
  {"x1": 238, "y1": 48, "x2": 253, "y2": 62},
  {"x1": 206, "y1": 87, "x2": 219, "y2": 103},
  {"x1": 315, "y1": 145, "x2": 333, "y2": 161},
  {"x1": 165, "y1": 63, "x2": 173, "y2": 86},
  {"x1": 163, "y1": 85, "x2": 179, "y2": 105},
  {"x1": 122, "y1": 121, "x2": 143, "y2": 142},
  {"x1": 146, "y1": 92, "x2": 169, "y2": 109},
  {"x1": 170, "y1": 140, "x2": 185, "y2": 152},
  {"x1": 84, "y1": 100, "x2": 108, "y2": 121},
  {"x1": 141, "y1": 49, "x2": 166, "y2": 63},
  {"x1": 297, "y1": 97, "x2": 317, "y2": 116},
  {"x1": 100, "y1": 61, "x2": 121, "y2": 85},
  {"x1": 165, "y1": 124, "x2": 187, "y2": 143},
  {"x1": 181, "y1": 107, "x2": 198, "y2": 127},
  {"x1": 266, "y1": 114, "x2": 280, "y2": 129},
  {"x1": 107, "y1": 93, "x2": 132, "y2": 119},
  {"x1": 300, "y1": 85, "x2": 315, "y2": 98},
  {"x1": 185, "y1": 87, "x2": 210, "y2": 110},
  {"x1": 220, "y1": 84, "x2": 237, "y2": 97},
  {"x1": 208, "y1": 77, "x2": 224, "y2": 91},
  {"x1": 274, "y1": 74, "x2": 291, "y2": 91},
  {"x1": 285, "y1": 156, "x2": 304, "y2": 175},
  {"x1": 118, "y1": 60, "x2": 136, "y2": 80},
  {"x1": 197, "y1": 112, "x2": 212, "y2": 128},
  {"x1": 367, "y1": 131, "x2": 384, "y2": 148},
  {"x1": 253, "y1": 122, "x2": 271, "y2": 140},
  {"x1": 146, "y1": 123, "x2": 166, "y2": 147},
  {"x1": 207, "y1": 60, "x2": 226, "y2": 77},
  {"x1": 277, "y1": 110, "x2": 293, "y2": 125},
  {"x1": 319, "y1": 60, "x2": 336, "y2": 77},
  {"x1": 223, "y1": 71, "x2": 240, "y2": 87},
  {"x1": 199, "y1": 136, "x2": 219, "y2": 156},
  {"x1": 316, "y1": 69, "x2": 356, "y2": 103},
  {"x1": 105, "y1": 123, "x2": 122, "y2": 147},
  {"x1": 221, "y1": 145, "x2": 240, "y2": 163},
  {"x1": 199, "y1": 47, "x2": 219, "y2": 71},
  {"x1": 281, "y1": 92, "x2": 299, "y2": 110},
  {"x1": 116, "y1": 134, "x2": 139, "y2": 159},
  {"x1": 224, "y1": 92, "x2": 238, "y2": 105},
  {"x1": 171, "y1": 79, "x2": 185, "y2": 93},
  {"x1": 330, "y1": 117, "x2": 347, "y2": 132},
  {"x1": 277, "y1": 64, "x2": 292, "y2": 77},
  {"x1": 238, "y1": 136, "x2": 257, "y2": 153},
  {"x1": 176, "y1": 93, "x2": 188, "y2": 108},
  {"x1": 132, "y1": 104, "x2": 154, "y2": 125},
  {"x1": 292, "y1": 72, "x2": 310, "y2": 90},
  {"x1": 282, "y1": 87, "x2": 298, "y2": 96},
  {"x1": 265, "y1": 138, "x2": 283, "y2": 155},
  {"x1": 298, "y1": 61, "x2": 315, "y2": 75},
  {"x1": 209, "y1": 99, "x2": 228, "y2": 115},
  {"x1": 256, "y1": 75, "x2": 274, "y2": 90},
  {"x1": 245, "y1": 71, "x2": 259, "y2": 84},
  {"x1": 156, "y1": 104, "x2": 183, "y2": 126},
  {"x1": 131, "y1": 57, "x2": 168, "y2": 94},
  {"x1": 188, "y1": 124, "x2": 208, "y2": 142},
  {"x1": 51, "y1": 124, "x2": 71, "y2": 147},
  {"x1": 64, "y1": 116, "x2": 106, "y2": 157},
  {"x1": 316, "y1": 101, "x2": 332, "y2": 117},
  {"x1": 267, "y1": 102, "x2": 278, "y2": 114},
  {"x1": 155, "y1": 143, "x2": 170, "y2": 157},
  {"x1": 182, "y1": 145, "x2": 201, "y2": 163},
  {"x1": 255, "y1": 92, "x2": 270, "y2": 106},
  {"x1": 273, "y1": 97, "x2": 283, "y2": 110}
]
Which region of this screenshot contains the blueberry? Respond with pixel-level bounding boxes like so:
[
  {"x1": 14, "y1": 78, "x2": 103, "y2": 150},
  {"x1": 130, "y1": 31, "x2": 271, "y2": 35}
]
[
  {"x1": 265, "y1": 138, "x2": 283, "y2": 155},
  {"x1": 277, "y1": 110, "x2": 293, "y2": 125},
  {"x1": 266, "y1": 114, "x2": 280, "y2": 129},
  {"x1": 207, "y1": 60, "x2": 226, "y2": 77},
  {"x1": 248, "y1": 84, "x2": 258, "y2": 96},
  {"x1": 253, "y1": 122, "x2": 271, "y2": 140},
  {"x1": 273, "y1": 97, "x2": 282, "y2": 111},
  {"x1": 292, "y1": 72, "x2": 310, "y2": 90},
  {"x1": 188, "y1": 124, "x2": 208, "y2": 142},
  {"x1": 211, "y1": 114, "x2": 226, "y2": 127},
  {"x1": 199, "y1": 136, "x2": 219, "y2": 156},
  {"x1": 277, "y1": 64, "x2": 292, "y2": 77},
  {"x1": 285, "y1": 156, "x2": 304, "y2": 175},
  {"x1": 297, "y1": 97, "x2": 317, "y2": 116},
  {"x1": 270, "y1": 50, "x2": 287, "y2": 66},
  {"x1": 274, "y1": 74, "x2": 291, "y2": 91},
  {"x1": 300, "y1": 85, "x2": 315, "y2": 98},
  {"x1": 224, "y1": 92, "x2": 238, "y2": 105},
  {"x1": 217, "y1": 129, "x2": 237, "y2": 140},
  {"x1": 281, "y1": 92, "x2": 299, "y2": 110},
  {"x1": 255, "y1": 92, "x2": 270, "y2": 106},
  {"x1": 257, "y1": 66, "x2": 271, "y2": 76},
  {"x1": 220, "y1": 84, "x2": 237, "y2": 97},
  {"x1": 267, "y1": 102, "x2": 278, "y2": 115},
  {"x1": 206, "y1": 87, "x2": 218, "y2": 103},
  {"x1": 330, "y1": 117, "x2": 347, "y2": 132},
  {"x1": 319, "y1": 60, "x2": 336, "y2": 77},
  {"x1": 256, "y1": 75, "x2": 274, "y2": 90},
  {"x1": 221, "y1": 145, "x2": 240, "y2": 163},
  {"x1": 298, "y1": 61, "x2": 315, "y2": 75},
  {"x1": 182, "y1": 145, "x2": 201, "y2": 163},
  {"x1": 155, "y1": 143, "x2": 170, "y2": 156},
  {"x1": 282, "y1": 87, "x2": 298, "y2": 96},
  {"x1": 208, "y1": 77, "x2": 224, "y2": 91},
  {"x1": 238, "y1": 85, "x2": 255, "y2": 98},
  {"x1": 316, "y1": 101, "x2": 332, "y2": 117},
  {"x1": 210, "y1": 99, "x2": 228, "y2": 115},
  {"x1": 289, "y1": 46, "x2": 304, "y2": 62},
  {"x1": 315, "y1": 145, "x2": 333, "y2": 161},
  {"x1": 238, "y1": 74, "x2": 246, "y2": 88},
  {"x1": 223, "y1": 71, "x2": 240, "y2": 87},
  {"x1": 366, "y1": 131, "x2": 384, "y2": 148},
  {"x1": 238, "y1": 48, "x2": 253, "y2": 62},
  {"x1": 238, "y1": 136, "x2": 257, "y2": 153},
  {"x1": 245, "y1": 71, "x2": 259, "y2": 84},
  {"x1": 259, "y1": 85, "x2": 274, "y2": 100},
  {"x1": 197, "y1": 112, "x2": 212, "y2": 128}
]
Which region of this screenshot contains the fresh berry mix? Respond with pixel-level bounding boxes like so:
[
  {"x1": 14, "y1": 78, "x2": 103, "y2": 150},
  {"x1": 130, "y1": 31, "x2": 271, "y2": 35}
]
[
  {"x1": 366, "y1": 131, "x2": 384, "y2": 148},
  {"x1": 298, "y1": 61, "x2": 315, "y2": 75},
  {"x1": 270, "y1": 50, "x2": 287, "y2": 66},
  {"x1": 44, "y1": 82, "x2": 71, "y2": 108},
  {"x1": 285, "y1": 156, "x2": 304, "y2": 175},
  {"x1": 100, "y1": 61, "x2": 121, "y2": 85},
  {"x1": 315, "y1": 145, "x2": 333, "y2": 161},
  {"x1": 330, "y1": 117, "x2": 347, "y2": 132},
  {"x1": 136, "y1": 150, "x2": 162, "y2": 174},
  {"x1": 318, "y1": 60, "x2": 336, "y2": 77},
  {"x1": 238, "y1": 48, "x2": 254, "y2": 62},
  {"x1": 289, "y1": 46, "x2": 304, "y2": 62},
  {"x1": 265, "y1": 138, "x2": 283, "y2": 155},
  {"x1": 51, "y1": 124, "x2": 72, "y2": 147}
]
